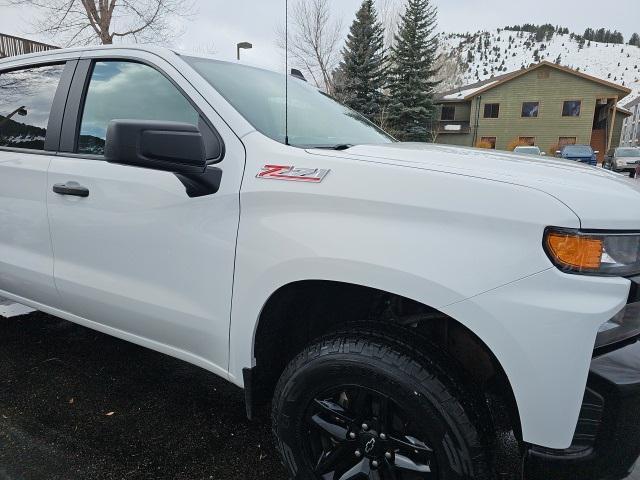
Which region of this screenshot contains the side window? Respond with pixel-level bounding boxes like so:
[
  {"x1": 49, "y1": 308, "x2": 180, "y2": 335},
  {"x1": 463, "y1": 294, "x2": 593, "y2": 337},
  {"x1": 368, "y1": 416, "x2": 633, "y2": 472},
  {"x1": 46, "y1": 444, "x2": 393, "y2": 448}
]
[
  {"x1": 0, "y1": 63, "x2": 65, "y2": 150},
  {"x1": 483, "y1": 103, "x2": 499, "y2": 119},
  {"x1": 562, "y1": 100, "x2": 581, "y2": 117},
  {"x1": 441, "y1": 105, "x2": 455, "y2": 121},
  {"x1": 521, "y1": 102, "x2": 539, "y2": 118},
  {"x1": 78, "y1": 61, "x2": 200, "y2": 155}
]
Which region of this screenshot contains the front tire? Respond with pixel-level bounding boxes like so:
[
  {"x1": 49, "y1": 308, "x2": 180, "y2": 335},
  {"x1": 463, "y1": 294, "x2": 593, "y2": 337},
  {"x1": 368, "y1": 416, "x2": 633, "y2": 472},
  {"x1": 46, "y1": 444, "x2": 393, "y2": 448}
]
[{"x1": 272, "y1": 331, "x2": 492, "y2": 479}]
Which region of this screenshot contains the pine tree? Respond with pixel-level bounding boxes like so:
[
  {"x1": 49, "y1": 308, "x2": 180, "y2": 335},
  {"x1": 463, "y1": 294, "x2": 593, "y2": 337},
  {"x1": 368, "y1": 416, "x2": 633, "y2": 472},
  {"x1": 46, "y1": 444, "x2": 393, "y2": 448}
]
[
  {"x1": 334, "y1": 0, "x2": 387, "y2": 124},
  {"x1": 387, "y1": 0, "x2": 440, "y2": 141},
  {"x1": 630, "y1": 33, "x2": 640, "y2": 47}
]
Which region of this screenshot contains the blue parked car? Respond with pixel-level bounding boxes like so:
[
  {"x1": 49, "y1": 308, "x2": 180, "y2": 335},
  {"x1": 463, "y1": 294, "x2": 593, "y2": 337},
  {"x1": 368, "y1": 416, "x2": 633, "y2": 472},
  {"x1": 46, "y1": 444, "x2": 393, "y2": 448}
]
[{"x1": 556, "y1": 144, "x2": 599, "y2": 166}]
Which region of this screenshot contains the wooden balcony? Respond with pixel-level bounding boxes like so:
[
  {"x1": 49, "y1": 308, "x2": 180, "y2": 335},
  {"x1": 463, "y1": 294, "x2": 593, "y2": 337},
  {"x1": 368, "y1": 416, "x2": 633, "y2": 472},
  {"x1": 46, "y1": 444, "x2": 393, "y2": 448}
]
[{"x1": 0, "y1": 33, "x2": 58, "y2": 59}]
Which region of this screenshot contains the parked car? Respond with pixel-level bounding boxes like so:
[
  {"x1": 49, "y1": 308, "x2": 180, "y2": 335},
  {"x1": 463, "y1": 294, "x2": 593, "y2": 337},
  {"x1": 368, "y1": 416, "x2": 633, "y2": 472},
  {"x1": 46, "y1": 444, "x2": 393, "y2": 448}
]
[
  {"x1": 556, "y1": 144, "x2": 599, "y2": 166},
  {"x1": 603, "y1": 147, "x2": 640, "y2": 178},
  {"x1": 2, "y1": 46, "x2": 640, "y2": 480},
  {"x1": 514, "y1": 145, "x2": 545, "y2": 156}
]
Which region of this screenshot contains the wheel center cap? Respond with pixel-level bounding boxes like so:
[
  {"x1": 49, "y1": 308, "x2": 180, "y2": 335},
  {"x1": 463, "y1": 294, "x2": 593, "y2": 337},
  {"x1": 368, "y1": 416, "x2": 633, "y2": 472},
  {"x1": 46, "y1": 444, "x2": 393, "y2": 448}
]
[
  {"x1": 364, "y1": 437, "x2": 376, "y2": 454},
  {"x1": 359, "y1": 432, "x2": 381, "y2": 458}
]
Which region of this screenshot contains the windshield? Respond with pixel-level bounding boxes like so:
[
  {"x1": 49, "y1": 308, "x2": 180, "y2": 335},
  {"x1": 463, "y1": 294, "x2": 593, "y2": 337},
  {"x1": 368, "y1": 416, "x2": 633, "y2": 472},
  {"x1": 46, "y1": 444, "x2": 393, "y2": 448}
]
[
  {"x1": 514, "y1": 147, "x2": 540, "y2": 154},
  {"x1": 184, "y1": 56, "x2": 394, "y2": 148},
  {"x1": 616, "y1": 148, "x2": 640, "y2": 158},
  {"x1": 563, "y1": 145, "x2": 593, "y2": 156}
]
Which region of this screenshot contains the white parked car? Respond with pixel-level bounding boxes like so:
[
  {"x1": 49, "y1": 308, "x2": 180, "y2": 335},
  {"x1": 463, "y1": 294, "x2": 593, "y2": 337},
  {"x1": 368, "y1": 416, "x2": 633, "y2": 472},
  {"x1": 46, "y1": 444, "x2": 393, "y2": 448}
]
[
  {"x1": 2, "y1": 46, "x2": 640, "y2": 480},
  {"x1": 513, "y1": 145, "x2": 545, "y2": 156},
  {"x1": 604, "y1": 147, "x2": 640, "y2": 177}
]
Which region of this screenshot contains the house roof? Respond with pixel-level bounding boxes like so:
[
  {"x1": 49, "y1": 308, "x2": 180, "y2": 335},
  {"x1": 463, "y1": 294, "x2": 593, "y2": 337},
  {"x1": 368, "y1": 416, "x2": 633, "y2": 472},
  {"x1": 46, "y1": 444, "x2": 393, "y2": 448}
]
[
  {"x1": 617, "y1": 106, "x2": 633, "y2": 116},
  {"x1": 622, "y1": 95, "x2": 640, "y2": 110},
  {"x1": 436, "y1": 61, "x2": 632, "y2": 103}
]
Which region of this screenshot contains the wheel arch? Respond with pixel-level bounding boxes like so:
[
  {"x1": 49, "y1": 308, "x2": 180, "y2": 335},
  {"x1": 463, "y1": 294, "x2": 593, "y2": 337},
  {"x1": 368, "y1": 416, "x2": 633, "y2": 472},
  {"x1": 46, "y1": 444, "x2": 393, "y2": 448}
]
[{"x1": 245, "y1": 279, "x2": 522, "y2": 447}]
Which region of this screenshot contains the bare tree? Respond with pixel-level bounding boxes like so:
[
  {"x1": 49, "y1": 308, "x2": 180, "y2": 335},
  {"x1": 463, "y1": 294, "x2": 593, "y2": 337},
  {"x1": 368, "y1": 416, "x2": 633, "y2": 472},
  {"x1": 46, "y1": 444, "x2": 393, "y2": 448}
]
[
  {"x1": 276, "y1": 0, "x2": 343, "y2": 94},
  {"x1": 180, "y1": 41, "x2": 218, "y2": 56},
  {"x1": 377, "y1": 0, "x2": 401, "y2": 52},
  {"x1": 3, "y1": 0, "x2": 195, "y2": 46},
  {"x1": 434, "y1": 50, "x2": 465, "y2": 92}
]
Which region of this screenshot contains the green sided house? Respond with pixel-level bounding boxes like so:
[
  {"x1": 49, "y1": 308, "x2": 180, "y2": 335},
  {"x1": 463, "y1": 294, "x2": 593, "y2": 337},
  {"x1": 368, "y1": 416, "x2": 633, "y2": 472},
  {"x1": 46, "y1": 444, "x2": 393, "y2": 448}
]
[{"x1": 435, "y1": 61, "x2": 632, "y2": 162}]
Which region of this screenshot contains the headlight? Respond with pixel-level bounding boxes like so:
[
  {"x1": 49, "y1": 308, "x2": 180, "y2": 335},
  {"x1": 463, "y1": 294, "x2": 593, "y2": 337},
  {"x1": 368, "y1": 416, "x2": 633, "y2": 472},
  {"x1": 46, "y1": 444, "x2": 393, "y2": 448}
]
[
  {"x1": 544, "y1": 227, "x2": 640, "y2": 276},
  {"x1": 596, "y1": 302, "x2": 640, "y2": 349}
]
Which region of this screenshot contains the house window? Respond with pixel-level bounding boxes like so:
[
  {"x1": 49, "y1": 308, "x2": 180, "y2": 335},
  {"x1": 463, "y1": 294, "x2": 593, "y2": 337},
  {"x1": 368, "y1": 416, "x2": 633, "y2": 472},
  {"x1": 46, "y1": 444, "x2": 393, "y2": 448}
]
[
  {"x1": 519, "y1": 136, "x2": 535, "y2": 146},
  {"x1": 558, "y1": 136, "x2": 577, "y2": 147},
  {"x1": 562, "y1": 100, "x2": 581, "y2": 117},
  {"x1": 521, "y1": 102, "x2": 539, "y2": 118},
  {"x1": 481, "y1": 136, "x2": 497, "y2": 149},
  {"x1": 484, "y1": 103, "x2": 500, "y2": 118},
  {"x1": 441, "y1": 105, "x2": 455, "y2": 121}
]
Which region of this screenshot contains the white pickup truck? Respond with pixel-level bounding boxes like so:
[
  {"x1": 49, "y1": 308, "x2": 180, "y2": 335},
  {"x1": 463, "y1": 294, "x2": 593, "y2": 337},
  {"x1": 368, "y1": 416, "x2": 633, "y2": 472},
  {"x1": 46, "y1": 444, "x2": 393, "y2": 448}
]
[{"x1": 2, "y1": 46, "x2": 640, "y2": 480}]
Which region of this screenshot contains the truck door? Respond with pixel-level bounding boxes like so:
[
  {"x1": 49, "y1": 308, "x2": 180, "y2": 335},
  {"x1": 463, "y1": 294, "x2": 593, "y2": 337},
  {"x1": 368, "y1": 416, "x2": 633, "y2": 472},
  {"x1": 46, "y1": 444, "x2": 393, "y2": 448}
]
[
  {"x1": 0, "y1": 61, "x2": 73, "y2": 307},
  {"x1": 46, "y1": 54, "x2": 244, "y2": 374}
]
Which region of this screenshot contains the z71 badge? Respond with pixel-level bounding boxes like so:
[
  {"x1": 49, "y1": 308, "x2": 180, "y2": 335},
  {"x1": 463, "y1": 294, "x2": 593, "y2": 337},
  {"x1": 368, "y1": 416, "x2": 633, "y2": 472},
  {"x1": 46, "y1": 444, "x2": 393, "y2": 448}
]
[{"x1": 257, "y1": 165, "x2": 330, "y2": 183}]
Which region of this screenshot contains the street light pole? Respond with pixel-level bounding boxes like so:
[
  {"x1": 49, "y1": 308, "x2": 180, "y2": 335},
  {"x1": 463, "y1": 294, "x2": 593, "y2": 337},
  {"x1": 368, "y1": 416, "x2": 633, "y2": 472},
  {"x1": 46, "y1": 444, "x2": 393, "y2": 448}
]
[{"x1": 237, "y1": 42, "x2": 253, "y2": 61}]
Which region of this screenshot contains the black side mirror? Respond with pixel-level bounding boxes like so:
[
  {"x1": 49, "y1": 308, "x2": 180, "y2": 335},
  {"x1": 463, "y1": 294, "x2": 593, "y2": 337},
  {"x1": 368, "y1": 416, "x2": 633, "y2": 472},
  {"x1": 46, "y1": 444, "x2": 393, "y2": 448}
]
[{"x1": 104, "y1": 120, "x2": 207, "y2": 174}]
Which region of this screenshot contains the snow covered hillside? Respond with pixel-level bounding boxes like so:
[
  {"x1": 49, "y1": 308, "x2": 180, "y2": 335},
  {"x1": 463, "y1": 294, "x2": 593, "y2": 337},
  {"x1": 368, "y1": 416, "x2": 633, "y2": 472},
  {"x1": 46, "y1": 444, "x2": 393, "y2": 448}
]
[{"x1": 437, "y1": 29, "x2": 640, "y2": 106}]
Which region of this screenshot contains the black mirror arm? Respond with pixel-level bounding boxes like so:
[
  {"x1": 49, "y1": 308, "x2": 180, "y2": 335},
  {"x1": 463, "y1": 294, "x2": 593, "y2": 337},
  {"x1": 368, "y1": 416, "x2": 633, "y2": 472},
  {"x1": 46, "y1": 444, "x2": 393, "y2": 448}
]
[{"x1": 175, "y1": 167, "x2": 223, "y2": 198}]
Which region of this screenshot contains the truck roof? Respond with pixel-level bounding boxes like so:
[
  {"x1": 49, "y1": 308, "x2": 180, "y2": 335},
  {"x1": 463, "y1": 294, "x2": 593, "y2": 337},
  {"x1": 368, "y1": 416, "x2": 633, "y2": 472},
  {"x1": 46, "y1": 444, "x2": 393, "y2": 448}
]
[
  {"x1": 0, "y1": 44, "x2": 178, "y2": 65},
  {"x1": 0, "y1": 44, "x2": 275, "y2": 75}
]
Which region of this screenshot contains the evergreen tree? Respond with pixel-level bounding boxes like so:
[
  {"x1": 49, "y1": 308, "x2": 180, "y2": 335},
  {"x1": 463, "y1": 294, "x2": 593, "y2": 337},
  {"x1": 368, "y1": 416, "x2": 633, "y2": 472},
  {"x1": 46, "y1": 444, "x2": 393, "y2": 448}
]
[
  {"x1": 334, "y1": 0, "x2": 387, "y2": 124},
  {"x1": 387, "y1": 0, "x2": 440, "y2": 141},
  {"x1": 629, "y1": 33, "x2": 640, "y2": 47}
]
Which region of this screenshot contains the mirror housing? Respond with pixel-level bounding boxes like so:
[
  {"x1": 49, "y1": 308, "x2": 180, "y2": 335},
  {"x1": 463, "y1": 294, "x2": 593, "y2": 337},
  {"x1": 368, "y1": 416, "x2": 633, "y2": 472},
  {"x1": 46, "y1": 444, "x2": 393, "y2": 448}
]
[{"x1": 104, "y1": 120, "x2": 207, "y2": 174}]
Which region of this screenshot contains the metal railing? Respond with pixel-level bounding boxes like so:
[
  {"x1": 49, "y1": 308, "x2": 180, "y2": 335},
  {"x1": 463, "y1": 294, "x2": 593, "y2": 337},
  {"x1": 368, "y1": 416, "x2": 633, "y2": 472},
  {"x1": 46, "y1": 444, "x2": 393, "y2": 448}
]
[{"x1": 0, "y1": 33, "x2": 58, "y2": 59}]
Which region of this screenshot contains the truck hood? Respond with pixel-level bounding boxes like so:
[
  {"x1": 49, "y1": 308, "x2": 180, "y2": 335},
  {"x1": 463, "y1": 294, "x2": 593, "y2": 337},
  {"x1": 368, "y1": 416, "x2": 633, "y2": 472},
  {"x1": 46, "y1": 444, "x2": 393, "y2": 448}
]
[{"x1": 308, "y1": 143, "x2": 640, "y2": 230}]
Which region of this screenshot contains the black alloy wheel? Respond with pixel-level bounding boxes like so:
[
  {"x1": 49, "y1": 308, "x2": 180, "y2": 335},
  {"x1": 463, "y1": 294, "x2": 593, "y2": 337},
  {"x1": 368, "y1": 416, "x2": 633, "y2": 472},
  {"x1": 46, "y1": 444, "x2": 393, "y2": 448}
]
[
  {"x1": 272, "y1": 330, "x2": 491, "y2": 480},
  {"x1": 307, "y1": 386, "x2": 435, "y2": 479}
]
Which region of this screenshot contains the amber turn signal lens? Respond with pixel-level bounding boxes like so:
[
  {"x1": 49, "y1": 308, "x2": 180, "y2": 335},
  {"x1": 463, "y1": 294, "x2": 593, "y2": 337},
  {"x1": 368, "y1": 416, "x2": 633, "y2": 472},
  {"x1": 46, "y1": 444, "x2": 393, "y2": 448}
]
[{"x1": 546, "y1": 232, "x2": 603, "y2": 270}]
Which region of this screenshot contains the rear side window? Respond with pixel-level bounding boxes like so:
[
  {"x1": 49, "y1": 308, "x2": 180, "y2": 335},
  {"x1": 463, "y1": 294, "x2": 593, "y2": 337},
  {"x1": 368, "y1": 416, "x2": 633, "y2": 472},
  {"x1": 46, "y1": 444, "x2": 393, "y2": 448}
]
[
  {"x1": 0, "y1": 63, "x2": 65, "y2": 150},
  {"x1": 78, "y1": 61, "x2": 200, "y2": 155}
]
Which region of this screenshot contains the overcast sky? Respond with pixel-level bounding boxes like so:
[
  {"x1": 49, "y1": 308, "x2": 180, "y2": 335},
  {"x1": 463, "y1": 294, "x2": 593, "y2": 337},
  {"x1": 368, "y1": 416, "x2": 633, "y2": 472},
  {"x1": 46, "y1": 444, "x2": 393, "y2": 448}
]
[{"x1": 0, "y1": 0, "x2": 638, "y2": 71}]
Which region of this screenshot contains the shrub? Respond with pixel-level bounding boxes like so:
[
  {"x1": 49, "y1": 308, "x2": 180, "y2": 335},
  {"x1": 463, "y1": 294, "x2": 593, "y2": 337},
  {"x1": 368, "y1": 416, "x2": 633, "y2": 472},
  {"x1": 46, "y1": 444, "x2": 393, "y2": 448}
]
[
  {"x1": 506, "y1": 137, "x2": 534, "y2": 151},
  {"x1": 475, "y1": 140, "x2": 494, "y2": 149}
]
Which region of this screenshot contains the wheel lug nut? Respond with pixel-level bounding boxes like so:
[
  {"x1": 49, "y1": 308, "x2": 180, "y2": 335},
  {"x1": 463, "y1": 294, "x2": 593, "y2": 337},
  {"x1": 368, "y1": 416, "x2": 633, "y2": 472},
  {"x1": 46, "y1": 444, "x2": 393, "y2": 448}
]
[
  {"x1": 372, "y1": 460, "x2": 379, "y2": 468},
  {"x1": 355, "y1": 450, "x2": 362, "y2": 458},
  {"x1": 379, "y1": 433, "x2": 387, "y2": 440},
  {"x1": 385, "y1": 452, "x2": 392, "y2": 459},
  {"x1": 349, "y1": 432, "x2": 356, "y2": 439},
  {"x1": 362, "y1": 423, "x2": 369, "y2": 431}
]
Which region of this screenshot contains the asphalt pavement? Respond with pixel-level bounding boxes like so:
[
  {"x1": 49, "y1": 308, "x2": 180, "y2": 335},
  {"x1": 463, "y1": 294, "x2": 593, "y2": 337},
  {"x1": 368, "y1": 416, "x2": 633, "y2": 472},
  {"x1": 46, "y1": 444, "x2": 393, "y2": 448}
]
[
  {"x1": 1, "y1": 312, "x2": 639, "y2": 480},
  {"x1": 0, "y1": 313, "x2": 286, "y2": 480}
]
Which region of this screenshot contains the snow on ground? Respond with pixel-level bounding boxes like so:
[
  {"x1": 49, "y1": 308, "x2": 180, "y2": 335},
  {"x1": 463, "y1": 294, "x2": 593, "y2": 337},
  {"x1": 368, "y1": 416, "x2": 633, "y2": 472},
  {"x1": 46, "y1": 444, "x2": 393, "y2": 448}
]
[{"x1": 438, "y1": 29, "x2": 640, "y2": 106}]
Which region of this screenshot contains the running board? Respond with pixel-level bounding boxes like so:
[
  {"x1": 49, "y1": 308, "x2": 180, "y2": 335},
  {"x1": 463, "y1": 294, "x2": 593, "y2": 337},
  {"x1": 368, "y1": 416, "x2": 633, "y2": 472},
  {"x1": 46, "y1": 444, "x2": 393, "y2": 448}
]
[{"x1": 0, "y1": 297, "x2": 36, "y2": 318}]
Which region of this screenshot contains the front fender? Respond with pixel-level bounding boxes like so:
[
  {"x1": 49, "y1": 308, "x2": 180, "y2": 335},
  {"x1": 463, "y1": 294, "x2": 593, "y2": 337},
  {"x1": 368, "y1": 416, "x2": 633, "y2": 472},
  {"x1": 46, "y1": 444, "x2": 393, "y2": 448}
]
[
  {"x1": 228, "y1": 134, "x2": 583, "y2": 447},
  {"x1": 443, "y1": 269, "x2": 630, "y2": 449}
]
